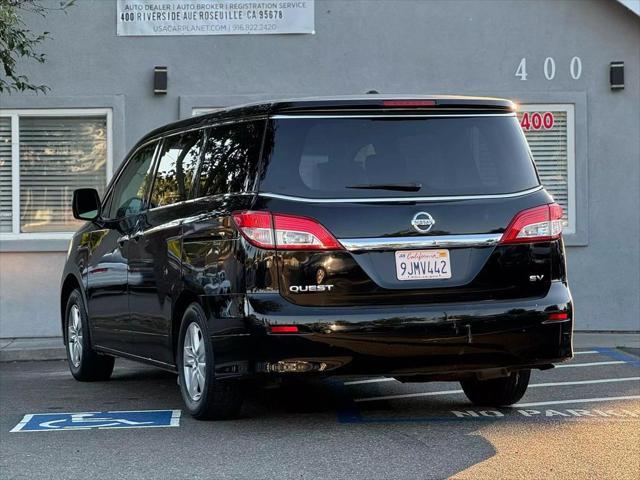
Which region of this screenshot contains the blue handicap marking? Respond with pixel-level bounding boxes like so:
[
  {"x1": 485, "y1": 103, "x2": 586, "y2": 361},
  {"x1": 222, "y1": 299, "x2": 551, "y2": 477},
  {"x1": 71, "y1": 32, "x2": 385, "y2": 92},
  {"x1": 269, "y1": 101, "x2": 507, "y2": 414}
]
[{"x1": 10, "y1": 409, "x2": 181, "y2": 433}]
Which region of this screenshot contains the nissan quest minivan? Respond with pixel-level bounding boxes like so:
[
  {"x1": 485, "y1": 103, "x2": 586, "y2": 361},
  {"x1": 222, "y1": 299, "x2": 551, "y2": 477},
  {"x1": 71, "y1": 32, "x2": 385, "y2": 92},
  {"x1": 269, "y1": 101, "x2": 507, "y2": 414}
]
[{"x1": 61, "y1": 96, "x2": 573, "y2": 420}]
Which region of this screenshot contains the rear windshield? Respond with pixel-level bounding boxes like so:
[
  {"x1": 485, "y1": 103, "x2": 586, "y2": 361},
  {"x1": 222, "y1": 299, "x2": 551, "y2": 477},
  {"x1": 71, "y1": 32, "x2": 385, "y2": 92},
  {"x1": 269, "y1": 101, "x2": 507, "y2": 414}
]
[{"x1": 259, "y1": 116, "x2": 539, "y2": 198}]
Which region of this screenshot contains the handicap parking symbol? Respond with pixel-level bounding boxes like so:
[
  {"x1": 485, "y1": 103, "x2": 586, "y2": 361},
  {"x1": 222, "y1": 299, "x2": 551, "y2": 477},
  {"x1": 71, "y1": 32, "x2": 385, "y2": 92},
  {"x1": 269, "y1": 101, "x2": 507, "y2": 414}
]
[{"x1": 10, "y1": 409, "x2": 181, "y2": 432}]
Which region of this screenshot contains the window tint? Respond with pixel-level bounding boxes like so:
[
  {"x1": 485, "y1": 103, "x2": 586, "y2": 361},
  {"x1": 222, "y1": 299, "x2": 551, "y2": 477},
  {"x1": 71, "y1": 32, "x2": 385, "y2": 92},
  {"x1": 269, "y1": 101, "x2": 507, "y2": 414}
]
[
  {"x1": 259, "y1": 117, "x2": 540, "y2": 198},
  {"x1": 109, "y1": 142, "x2": 156, "y2": 218},
  {"x1": 150, "y1": 131, "x2": 203, "y2": 208},
  {"x1": 195, "y1": 120, "x2": 264, "y2": 198}
]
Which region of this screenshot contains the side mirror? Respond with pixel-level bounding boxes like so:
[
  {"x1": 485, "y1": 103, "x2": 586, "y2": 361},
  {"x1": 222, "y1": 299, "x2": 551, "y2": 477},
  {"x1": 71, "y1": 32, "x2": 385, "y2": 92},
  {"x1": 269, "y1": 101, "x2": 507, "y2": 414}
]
[{"x1": 72, "y1": 188, "x2": 101, "y2": 221}]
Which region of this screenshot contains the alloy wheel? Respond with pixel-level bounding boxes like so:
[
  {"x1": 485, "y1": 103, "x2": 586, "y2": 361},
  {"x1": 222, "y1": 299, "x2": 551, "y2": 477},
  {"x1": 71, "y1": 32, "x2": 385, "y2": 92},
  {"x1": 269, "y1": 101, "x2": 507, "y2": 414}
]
[
  {"x1": 67, "y1": 304, "x2": 83, "y2": 368},
  {"x1": 183, "y1": 322, "x2": 206, "y2": 401}
]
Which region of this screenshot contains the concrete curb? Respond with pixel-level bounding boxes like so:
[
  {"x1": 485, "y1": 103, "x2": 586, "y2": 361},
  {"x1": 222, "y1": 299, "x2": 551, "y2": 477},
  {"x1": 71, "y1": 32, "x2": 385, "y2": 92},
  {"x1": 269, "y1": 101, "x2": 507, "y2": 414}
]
[
  {"x1": 0, "y1": 338, "x2": 66, "y2": 362},
  {"x1": 0, "y1": 347, "x2": 67, "y2": 362}
]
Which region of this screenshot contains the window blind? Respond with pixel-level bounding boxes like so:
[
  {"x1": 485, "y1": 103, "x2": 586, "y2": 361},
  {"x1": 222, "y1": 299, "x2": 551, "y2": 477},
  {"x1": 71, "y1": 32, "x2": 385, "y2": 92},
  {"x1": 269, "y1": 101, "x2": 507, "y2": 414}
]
[
  {"x1": 0, "y1": 117, "x2": 11, "y2": 233},
  {"x1": 519, "y1": 110, "x2": 570, "y2": 226},
  {"x1": 19, "y1": 116, "x2": 107, "y2": 233}
]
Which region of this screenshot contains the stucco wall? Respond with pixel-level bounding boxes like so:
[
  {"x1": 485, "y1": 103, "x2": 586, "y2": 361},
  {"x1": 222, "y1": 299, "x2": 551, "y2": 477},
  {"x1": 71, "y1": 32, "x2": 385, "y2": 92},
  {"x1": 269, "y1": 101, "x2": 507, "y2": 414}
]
[
  {"x1": 0, "y1": 253, "x2": 67, "y2": 337},
  {"x1": 0, "y1": 0, "x2": 638, "y2": 336}
]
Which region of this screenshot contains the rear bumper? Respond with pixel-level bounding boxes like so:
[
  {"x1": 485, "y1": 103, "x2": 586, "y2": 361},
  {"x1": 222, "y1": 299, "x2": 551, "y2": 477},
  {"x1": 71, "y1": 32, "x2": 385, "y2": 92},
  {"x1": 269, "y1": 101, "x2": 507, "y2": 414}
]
[{"x1": 221, "y1": 281, "x2": 573, "y2": 378}]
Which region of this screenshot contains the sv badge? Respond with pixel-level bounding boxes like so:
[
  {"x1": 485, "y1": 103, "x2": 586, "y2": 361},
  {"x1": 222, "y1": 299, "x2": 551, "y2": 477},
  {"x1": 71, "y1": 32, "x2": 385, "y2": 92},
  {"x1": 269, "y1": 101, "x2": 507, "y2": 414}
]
[{"x1": 529, "y1": 275, "x2": 545, "y2": 282}]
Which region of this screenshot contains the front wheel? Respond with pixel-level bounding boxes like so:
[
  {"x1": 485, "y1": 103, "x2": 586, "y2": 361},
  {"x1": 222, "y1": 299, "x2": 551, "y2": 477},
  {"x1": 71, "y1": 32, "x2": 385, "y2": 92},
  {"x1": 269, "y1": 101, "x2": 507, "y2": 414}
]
[
  {"x1": 177, "y1": 303, "x2": 243, "y2": 420},
  {"x1": 460, "y1": 369, "x2": 531, "y2": 406},
  {"x1": 65, "y1": 289, "x2": 114, "y2": 381}
]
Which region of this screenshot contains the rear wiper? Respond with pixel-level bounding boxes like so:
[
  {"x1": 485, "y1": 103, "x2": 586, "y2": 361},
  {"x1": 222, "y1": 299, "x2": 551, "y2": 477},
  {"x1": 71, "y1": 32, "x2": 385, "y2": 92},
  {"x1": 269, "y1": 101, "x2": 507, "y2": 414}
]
[{"x1": 346, "y1": 183, "x2": 422, "y2": 192}]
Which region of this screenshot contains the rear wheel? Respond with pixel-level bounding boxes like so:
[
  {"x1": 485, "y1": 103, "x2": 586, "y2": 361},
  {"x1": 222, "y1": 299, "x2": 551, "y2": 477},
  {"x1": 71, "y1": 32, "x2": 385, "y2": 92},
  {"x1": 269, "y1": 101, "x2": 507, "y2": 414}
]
[
  {"x1": 65, "y1": 289, "x2": 114, "y2": 381},
  {"x1": 177, "y1": 303, "x2": 243, "y2": 420},
  {"x1": 460, "y1": 369, "x2": 530, "y2": 406}
]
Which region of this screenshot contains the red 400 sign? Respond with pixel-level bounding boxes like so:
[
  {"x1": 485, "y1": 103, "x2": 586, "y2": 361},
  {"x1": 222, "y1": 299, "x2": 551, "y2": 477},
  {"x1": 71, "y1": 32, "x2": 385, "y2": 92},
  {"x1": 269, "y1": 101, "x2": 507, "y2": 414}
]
[{"x1": 520, "y1": 112, "x2": 554, "y2": 131}]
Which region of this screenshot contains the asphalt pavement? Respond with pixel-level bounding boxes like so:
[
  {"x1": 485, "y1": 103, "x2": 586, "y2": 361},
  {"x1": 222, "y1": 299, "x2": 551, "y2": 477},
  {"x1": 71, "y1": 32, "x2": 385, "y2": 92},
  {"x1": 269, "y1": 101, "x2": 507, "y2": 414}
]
[{"x1": 1, "y1": 348, "x2": 639, "y2": 480}]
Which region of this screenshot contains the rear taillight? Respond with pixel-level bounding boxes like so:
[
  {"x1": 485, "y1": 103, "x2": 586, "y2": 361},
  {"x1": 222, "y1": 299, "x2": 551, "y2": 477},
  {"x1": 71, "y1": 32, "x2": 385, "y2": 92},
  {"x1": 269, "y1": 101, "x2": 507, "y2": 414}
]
[
  {"x1": 232, "y1": 211, "x2": 343, "y2": 250},
  {"x1": 500, "y1": 203, "x2": 564, "y2": 244}
]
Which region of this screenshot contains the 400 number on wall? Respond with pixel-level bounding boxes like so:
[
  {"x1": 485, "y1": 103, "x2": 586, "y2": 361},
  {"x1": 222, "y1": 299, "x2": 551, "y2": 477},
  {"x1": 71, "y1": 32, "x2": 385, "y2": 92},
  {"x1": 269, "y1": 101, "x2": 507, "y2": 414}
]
[{"x1": 515, "y1": 57, "x2": 582, "y2": 81}]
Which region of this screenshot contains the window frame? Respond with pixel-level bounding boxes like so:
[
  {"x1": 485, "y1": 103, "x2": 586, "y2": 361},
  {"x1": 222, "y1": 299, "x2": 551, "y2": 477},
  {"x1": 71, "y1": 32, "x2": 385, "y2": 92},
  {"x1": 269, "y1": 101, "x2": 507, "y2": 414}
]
[
  {"x1": 0, "y1": 108, "x2": 113, "y2": 240},
  {"x1": 518, "y1": 103, "x2": 576, "y2": 235}
]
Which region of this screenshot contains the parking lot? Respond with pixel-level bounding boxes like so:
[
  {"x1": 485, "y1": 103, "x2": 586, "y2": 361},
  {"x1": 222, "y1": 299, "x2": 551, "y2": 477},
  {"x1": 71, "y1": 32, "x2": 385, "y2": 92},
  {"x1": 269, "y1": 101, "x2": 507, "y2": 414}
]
[{"x1": 1, "y1": 347, "x2": 639, "y2": 480}]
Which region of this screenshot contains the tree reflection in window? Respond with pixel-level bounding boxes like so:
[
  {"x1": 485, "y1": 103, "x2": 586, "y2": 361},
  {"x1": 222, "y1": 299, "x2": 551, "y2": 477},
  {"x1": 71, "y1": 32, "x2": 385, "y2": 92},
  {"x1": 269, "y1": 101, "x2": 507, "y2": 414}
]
[
  {"x1": 151, "y1": 131, "x2": 203, "y2": 208},
  {"x1": 196, "y1": 121, "x2": 263, "y2": 197}
]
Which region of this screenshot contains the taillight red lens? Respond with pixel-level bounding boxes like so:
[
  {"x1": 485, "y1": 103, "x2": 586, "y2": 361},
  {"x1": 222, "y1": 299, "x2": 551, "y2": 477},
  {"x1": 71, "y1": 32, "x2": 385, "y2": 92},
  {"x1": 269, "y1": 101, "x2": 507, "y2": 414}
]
[
  {"x1": 232, "y1": 211, "x2": 274, "y2": 249},
  {"x1": 232, "y1": 211, "x2": 343, "y2": 251},
  {"x1": 500, "y1": 203, "x2": 564, "y2": 244},
  {"x1": 547, "y1": 312, "x2": 569, "y2": 321},
  {"x1": 270, "y1": 325, "x2": 299, "y2": 333}
]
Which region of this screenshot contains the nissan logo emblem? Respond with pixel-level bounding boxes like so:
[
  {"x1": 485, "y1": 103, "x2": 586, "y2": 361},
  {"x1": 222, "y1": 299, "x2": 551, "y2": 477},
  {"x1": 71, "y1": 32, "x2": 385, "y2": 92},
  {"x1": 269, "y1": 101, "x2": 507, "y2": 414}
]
[{"x1": 411, "y1": 212, "x2": 435, "y2": 233}]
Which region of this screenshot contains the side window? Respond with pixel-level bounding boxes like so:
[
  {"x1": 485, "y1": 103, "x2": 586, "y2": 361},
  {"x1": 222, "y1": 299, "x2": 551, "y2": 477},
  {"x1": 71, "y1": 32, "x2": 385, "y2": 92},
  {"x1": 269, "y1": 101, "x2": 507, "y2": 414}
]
[
  {"x1": 196, "y1": 120, "x2": 264, "y2": 198},
  {"x1": 109, "y1": 142, "x2": 157, "y2": 219},
  {"x1": 150, "y1": 131, "x2": 203, "y2": 208}
]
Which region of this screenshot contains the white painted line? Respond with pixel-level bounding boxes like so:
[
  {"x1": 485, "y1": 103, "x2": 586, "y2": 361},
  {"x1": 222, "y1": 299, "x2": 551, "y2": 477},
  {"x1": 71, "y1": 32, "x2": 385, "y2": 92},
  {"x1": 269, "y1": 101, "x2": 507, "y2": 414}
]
[
  {"x1": 170, "y1": 409, "x2": 181, "y2": 427},
  {"x1": 354, "y1": 377, "x2": 640, "y2": 403},
  {"x1": 515, "y1": 395, "x2": 640, "y2": 408},
  {"x1": 530, "y1": 376, "x2": 640, "y2": 388},
  {"x1": 355, "y1": 389, "x2": 464, "y2": 402},
  {"x1": 556, "y1": 361, "x2": 626, "y2": 368},
  {"x1": 344, "y1": 377, "x2": 394, "y2": 386},
  {"x1": 574, "y1": 350, "x2": 599, "y2": 355}
]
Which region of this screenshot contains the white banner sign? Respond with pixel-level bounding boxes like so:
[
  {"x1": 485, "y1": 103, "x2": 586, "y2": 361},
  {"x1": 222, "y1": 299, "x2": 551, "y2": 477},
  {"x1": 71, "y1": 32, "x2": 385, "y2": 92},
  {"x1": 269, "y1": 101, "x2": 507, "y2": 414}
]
[{"x1": 117, "y1": 0, "x2": 315, "y2": 36}]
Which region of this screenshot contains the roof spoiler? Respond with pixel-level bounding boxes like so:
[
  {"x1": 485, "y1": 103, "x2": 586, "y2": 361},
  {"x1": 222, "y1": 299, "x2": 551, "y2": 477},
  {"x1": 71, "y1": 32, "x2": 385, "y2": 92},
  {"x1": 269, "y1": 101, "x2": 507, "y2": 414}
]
[{"x1": 272, "y1": 97, "x2": 516, "y2": 114}]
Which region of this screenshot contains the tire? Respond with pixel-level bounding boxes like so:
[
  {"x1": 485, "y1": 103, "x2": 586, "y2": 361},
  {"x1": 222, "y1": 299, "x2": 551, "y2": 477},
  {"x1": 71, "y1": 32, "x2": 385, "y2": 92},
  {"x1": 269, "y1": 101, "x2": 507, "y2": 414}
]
[
  {"x1": 65, "y1": 289, "x2": 115, "y2": 381},
  {"x1": 177, "y1": 303, "x2": 243, "y2": 420},
  {"x1": 460, "y1": 369, "x2": 531, "y2": 407}
]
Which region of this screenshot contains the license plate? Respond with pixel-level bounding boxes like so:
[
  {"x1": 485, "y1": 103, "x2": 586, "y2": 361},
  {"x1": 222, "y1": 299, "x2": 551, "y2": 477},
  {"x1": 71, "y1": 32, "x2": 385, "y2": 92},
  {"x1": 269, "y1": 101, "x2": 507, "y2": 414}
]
[{"x1": 395, "y1": 249, "x2": 451, "y2": 280}]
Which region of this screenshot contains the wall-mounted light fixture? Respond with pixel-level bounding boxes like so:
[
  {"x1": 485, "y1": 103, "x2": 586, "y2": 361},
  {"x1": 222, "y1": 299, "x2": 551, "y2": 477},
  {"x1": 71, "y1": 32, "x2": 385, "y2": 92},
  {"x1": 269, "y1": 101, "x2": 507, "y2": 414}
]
[
  {"x1": 610, "y1": 62, "x2": 624, "y2": 90},
  {"x1": 154, "y1": 66, "x2": 168, "y2": 95}
]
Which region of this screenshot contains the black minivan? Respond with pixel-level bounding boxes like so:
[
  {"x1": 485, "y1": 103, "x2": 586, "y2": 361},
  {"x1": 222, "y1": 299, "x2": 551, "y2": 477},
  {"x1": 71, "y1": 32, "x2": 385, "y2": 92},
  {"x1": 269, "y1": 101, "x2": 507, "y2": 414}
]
[{"x1": 61, "y1": 96, "x2": 573, "y2": 419}]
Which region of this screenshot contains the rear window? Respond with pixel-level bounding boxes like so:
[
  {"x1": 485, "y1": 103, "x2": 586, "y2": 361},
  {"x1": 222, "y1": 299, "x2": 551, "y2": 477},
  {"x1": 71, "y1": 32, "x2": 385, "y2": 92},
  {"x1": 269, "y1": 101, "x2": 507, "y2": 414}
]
[{"x1": 259, "y1": 116, "x2": 539, "y2": 198}]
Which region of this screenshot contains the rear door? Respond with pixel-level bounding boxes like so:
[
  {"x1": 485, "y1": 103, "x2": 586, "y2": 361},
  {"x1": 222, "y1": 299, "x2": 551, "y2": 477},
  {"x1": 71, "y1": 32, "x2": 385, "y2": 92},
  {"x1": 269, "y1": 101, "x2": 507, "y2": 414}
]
[{"x1": 256, "y1": 112, "x2": 557, "y2": 307}]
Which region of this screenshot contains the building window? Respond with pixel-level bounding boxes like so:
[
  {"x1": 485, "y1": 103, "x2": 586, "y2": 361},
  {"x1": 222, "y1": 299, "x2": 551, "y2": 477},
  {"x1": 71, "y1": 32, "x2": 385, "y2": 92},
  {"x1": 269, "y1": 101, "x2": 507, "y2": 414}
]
[
  {"x1": 517, "y1": 104, "x2": 575, "y2": 234},
  {"x1": 0, "y1": 109, "x2": 112, "y2": 237}
]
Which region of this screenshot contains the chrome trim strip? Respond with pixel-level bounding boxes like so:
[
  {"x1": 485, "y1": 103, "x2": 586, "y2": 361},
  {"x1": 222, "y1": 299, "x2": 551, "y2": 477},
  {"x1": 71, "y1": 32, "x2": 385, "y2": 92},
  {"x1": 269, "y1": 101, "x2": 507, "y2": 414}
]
[
  {"x1": 258, "y1": 186, "x2": 543, "y2": 204},
  {"x1": 271, "y1": 113, "x2": 516, "y2": 119},
  {"x1": 339, "y1": 234, "x2": 503, "y2": 252}
]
